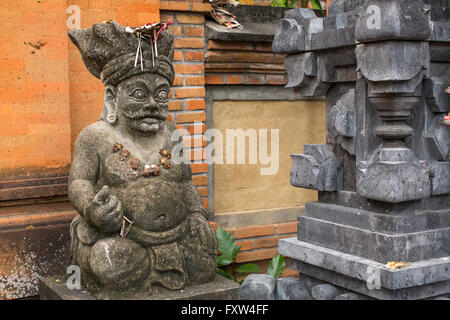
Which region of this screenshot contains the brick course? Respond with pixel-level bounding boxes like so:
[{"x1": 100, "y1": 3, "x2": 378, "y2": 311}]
[
  {"x1": 205, "y1": 40, "x2": 288, "y2": 86},
  {"x1": 160, "y1": 10, "x2": 209, "y2": 208}
]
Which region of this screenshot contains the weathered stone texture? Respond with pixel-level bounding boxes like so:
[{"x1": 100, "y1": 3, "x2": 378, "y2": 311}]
[
  {"x1": 273, "y1": 0, "x2": 450, "y2": 300},
  {"x1": 40, "y1": 275, "x2": 239, "y2": 300},
  {"x1": 290, "y1": 144, "x2": 343, "y2": 191},
  {"x1": 57, "y1": 21, "x2": 218, "y2": 299},
  {"x1": 240, "y1": 274, "x2": 276, "y2": 300}
]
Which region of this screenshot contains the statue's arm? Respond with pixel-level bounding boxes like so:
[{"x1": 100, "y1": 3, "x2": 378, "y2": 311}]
[{"x1": 68, "y1": 128, "x2": 99, "y2": 218}]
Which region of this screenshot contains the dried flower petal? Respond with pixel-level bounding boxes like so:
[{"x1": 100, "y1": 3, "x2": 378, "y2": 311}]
[
  {"x1": 127, "y1": 158, "x2": 140, "y2": 170},
  {"x1": 159, "y1": 158, "x2": 171, "y2": 169},
  {"x1": 159, "y1": 149, "x2": 171, "y2": 159},
  {"x1": 386, "y1": 261, "x2": 411, "y2": 269},
  {"x1": 119, "y1": 149, "x2": 130, "y2": 161},
  {"x1": 113, "y1": 142, "x2": 123, "y2": 153},
  {"x1": 141, "y1": 164, "x2": 161, "y2": 177}
]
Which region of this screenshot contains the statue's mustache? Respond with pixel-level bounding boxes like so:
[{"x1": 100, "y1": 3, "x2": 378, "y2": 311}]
[{"x1": 122, "y1": 109, "x2": 166, "y2": 120}]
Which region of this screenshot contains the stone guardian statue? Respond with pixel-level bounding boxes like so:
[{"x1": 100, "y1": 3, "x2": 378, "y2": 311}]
[{"x1": 67, "y1": 21, "x2": 217, "y2": 299}]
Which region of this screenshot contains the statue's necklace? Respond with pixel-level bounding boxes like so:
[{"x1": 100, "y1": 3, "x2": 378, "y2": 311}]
[{"x1": 112, "y1": 142, "x2": 171, "y2": 177}]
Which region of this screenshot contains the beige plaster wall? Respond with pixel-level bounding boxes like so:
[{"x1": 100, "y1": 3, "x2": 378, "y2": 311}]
[{"x1": 212, "y1": 100, "x2": 326, "y2": 214}]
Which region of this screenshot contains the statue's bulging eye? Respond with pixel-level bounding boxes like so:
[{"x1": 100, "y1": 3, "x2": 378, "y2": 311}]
[
  {"x1": 132, "y1": 89, "x2": 146, "y2": 99},
  {"x1": 156, "y1": 90, "x2": 168, "y2": 101}
]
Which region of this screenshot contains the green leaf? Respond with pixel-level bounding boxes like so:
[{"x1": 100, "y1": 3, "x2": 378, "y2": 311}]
[
  {"x1": 270, "y1": 0, "x2": 286, "y2": 7},
  {"x1": 217, "y1": 255, "x2": 233, "y2": 267},
  {"x1": 309, "y1": 0, "x2": 322, "y2": 10},
  {"x1": 231, "y1": 244, "x2": 241, "y2": 261},
  {"x1": 216, "y1": 268, "x2": 234, "y2": 281},
  {"x1": 267, "y1": 254, "x2": 286, "y2": 280},
  {"x1": 235, "y1": 263, "x2": 261, "y2": 274},
  {"x1": 216, "y1": 226, "x2": 240, "y2": 263}
]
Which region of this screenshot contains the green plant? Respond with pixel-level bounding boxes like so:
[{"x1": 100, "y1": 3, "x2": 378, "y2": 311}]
[
  {"x1": 267, "y1": 254, "x2": 286, "y2": 279},
  {"x1": 270, "y1": 0, "x2": 322, "y2": 9},
  {"x1": 215, "y1": 225, "x2": 287, "y2": 283},
  {"x1": 216, "y1": 226, "x2": 261, "y2": 282}
]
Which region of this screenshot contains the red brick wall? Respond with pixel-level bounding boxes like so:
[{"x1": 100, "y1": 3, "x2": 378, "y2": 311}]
[
  {"x1": 0, "y1": 0, "x2": 210, "y2": 202},
  {"x1": 0, "y1": 0, "x2": 71, "y2": 178},
  {"x1": 160, "y1": 6, "x2": 210, "y2": 208},
  {"x1": 205, "y1": 40, "x2": 288, "y2": 86}
]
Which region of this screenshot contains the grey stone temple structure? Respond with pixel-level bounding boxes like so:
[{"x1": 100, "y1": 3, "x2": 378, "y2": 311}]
[{"x1": 273, "y1": 0, "x2": 449, "y2": 299}]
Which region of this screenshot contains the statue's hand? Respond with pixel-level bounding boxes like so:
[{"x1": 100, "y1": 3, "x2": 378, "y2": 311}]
[
  {"x1": 87, "y1": 185, "x2": 123, "y2": 234},
  {"x1": 189, "y1": 211, "x2": 218, "y2": 255}
]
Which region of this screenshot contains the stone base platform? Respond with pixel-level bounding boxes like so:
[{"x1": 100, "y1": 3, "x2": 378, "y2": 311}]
[
  {"x1": 279, "y1": 237, "x2": 450, "y2": 300},
  {"x1": 39, "y1": 275, "x2": 240, "y2": 300}
]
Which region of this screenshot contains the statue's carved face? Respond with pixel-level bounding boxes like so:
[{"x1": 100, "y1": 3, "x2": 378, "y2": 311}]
[{"x1": 111, "y1": 73, "x2": 170, "y2": 135}]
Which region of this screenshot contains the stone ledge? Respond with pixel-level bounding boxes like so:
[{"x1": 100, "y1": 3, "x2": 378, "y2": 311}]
[
  {"x1": 205, "y1": 85, "x2": 324, "y2": 102},
  {"x1": 205, "y1": 5, "x2": 293, "y2": 43},
  {"x1": 206, "y1": 21, "x2": 276, "y2": 43},
  {"x1": 39, "y1": 275, "x2": 240, "y2": 300},
  {"x1": 297, "y1": 214, "x2": 450, "y2": 263},
  {"x1": 306, "y1": 199, "x2": 450, "y2": 233},
  {"x1": 291, "y1": 260, "x2": 450, "y2": 300},
  {"x1": 213, "y1": 206, "x2": 305, "y2": 228},
  {"x1": 279, "y1": 237, "x2": 450, "y2": 291}
]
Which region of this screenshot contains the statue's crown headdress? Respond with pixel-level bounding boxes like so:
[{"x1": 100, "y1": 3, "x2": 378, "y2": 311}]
[{"x1": 68, "y1": 21, "x2": 175, "y2": 86}]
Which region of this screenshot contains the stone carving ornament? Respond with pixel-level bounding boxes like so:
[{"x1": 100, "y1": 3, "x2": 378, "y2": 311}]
[{"x1": 67, "y1": 21, "x2": 217, "y2": 299}]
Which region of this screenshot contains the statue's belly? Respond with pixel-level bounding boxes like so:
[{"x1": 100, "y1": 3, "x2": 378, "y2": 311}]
[{"x1": 112, "y1": 179, "x2": 187, "y2": 232}]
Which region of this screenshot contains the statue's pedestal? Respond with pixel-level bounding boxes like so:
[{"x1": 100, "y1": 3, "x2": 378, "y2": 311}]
[{"x1": 39, "y1": 275, "x2": 239, "y2": 300}]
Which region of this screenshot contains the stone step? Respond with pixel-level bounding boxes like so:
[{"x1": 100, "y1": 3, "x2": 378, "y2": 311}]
[
  {"x1": 279, "y1": 237, "x2": 450, "y2": 300},
  {"x1": 304, "y1": 201, "x2": 450, "y2": 234},
  {"x1": 298, "y1": 215, "x2": 450, "y2": 263}
]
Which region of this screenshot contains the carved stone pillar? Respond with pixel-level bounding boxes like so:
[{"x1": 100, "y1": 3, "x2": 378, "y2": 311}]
[{"x1": 273, "y1": 0, "x2": 450, "y2": 299}]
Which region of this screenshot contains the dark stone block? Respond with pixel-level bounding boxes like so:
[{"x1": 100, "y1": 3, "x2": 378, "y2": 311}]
[
  {"x1": 311, "y1": 284, "x2": 339, "y2": 300},
  {"x1": 240, "y1": 274, "x2": 276, "y2": 300},
  {"x1": 298, "y1": 210, "x2": 449, "y2": 263},
  {"x1": 275, "y1": 277, "x2": 312, "y2": 300},
  {"x1": 291, "y1": 144, "x2": 343, "y2": 191},
  {"x1": 355, "y1": 0, "x2": 431, "y2": 42},
  {"x1": 430, "y1": 162, "x2": 450, "y2": 195},
  {"x1": 335, "y1": 292, "x2": 368, "y2": 300},
  {"x1": 281, "y1": 238, "x2": 450, "y2": 300},
  {"x1": 318, "y1": 191, "x2": 450, "y2": 216},
  {"x1": 303, "y1": 201, "x2": 450, "y2": 235}
]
